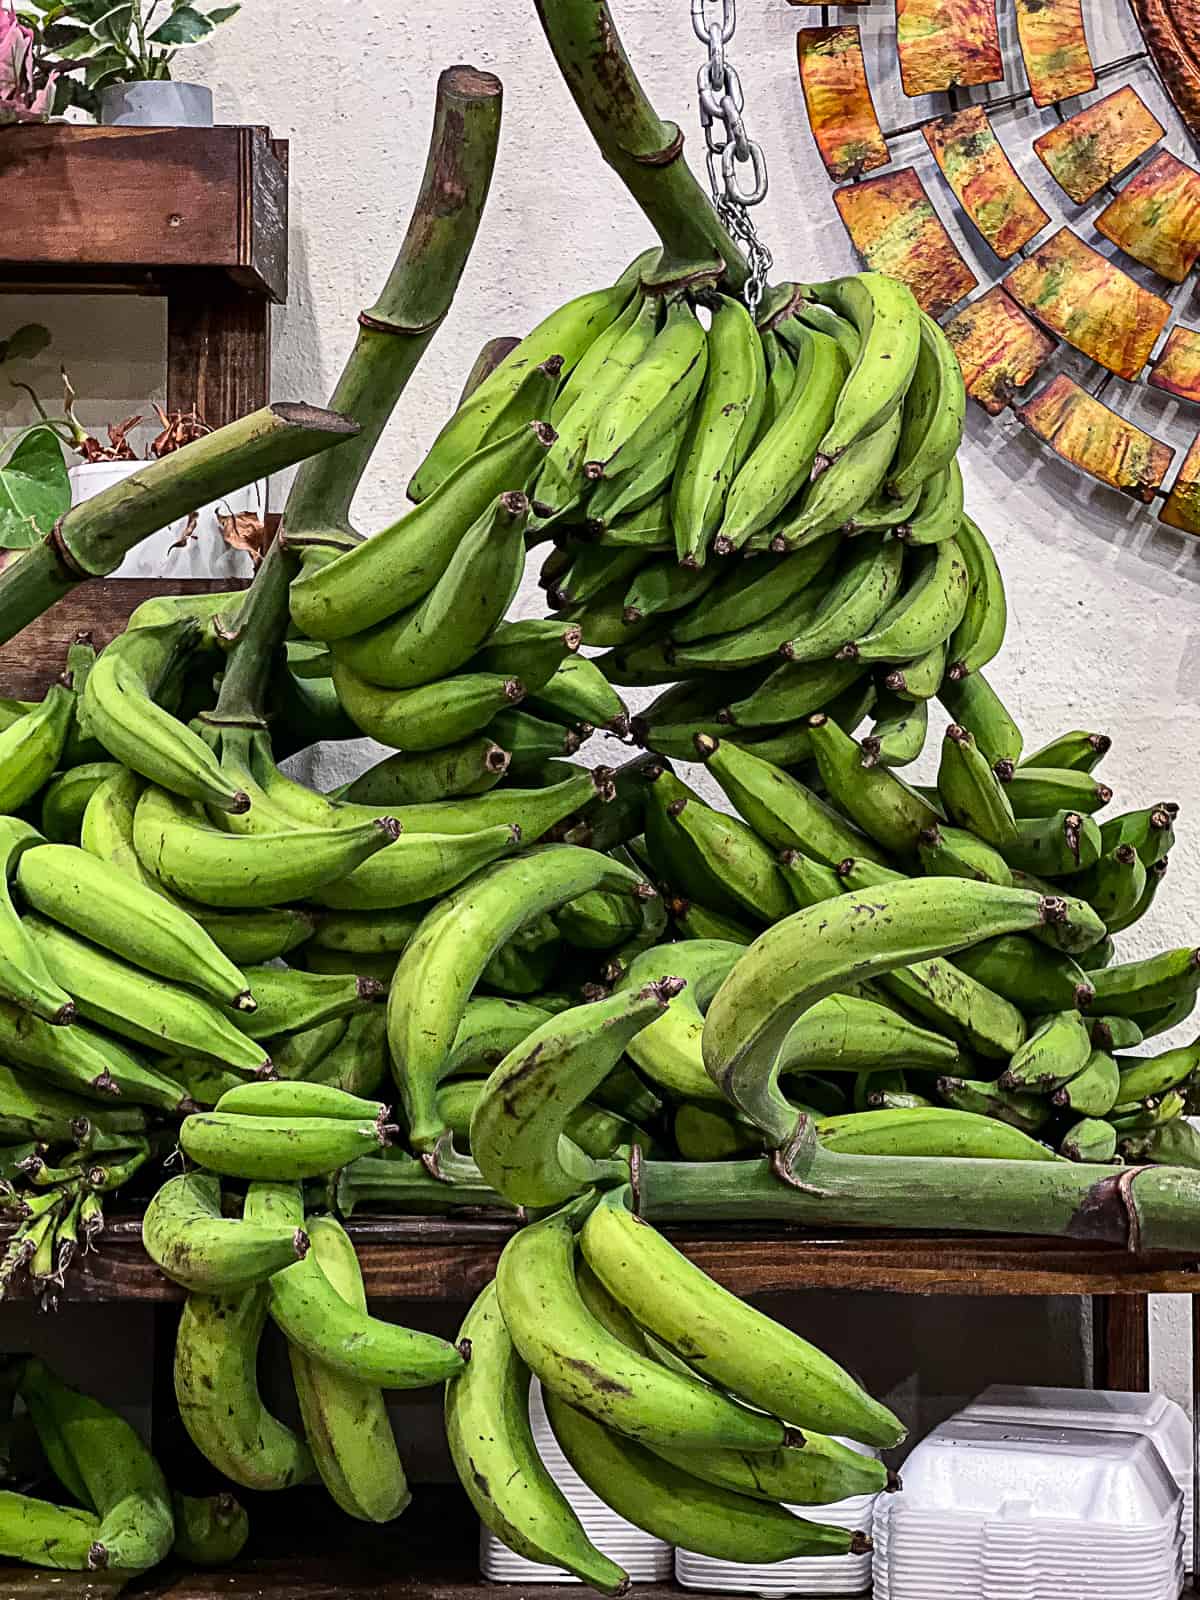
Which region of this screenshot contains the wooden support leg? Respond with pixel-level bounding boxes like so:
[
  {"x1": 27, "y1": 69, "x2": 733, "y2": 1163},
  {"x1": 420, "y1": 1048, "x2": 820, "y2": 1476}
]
[
  {"x1": 1094, "y1": 1293, "x2": 1151, "y2": 1390},
  {"x1": 167, "y1": 271, "x2": 272, "y2": 428}
]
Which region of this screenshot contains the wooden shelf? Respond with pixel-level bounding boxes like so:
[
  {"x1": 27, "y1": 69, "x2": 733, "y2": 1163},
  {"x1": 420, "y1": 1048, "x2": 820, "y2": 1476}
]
[
  {"x1": 0, "y1": 1484, "x2": 1193, "y2": 1599},
  {"x1": 0, "y1": 1486, "x2": 673, "y2": 1599},
  {"x1": 0, "y1": 125, "x2": 288, "y2": 301},
  {"x1": 10, "y1": 1217, "x2": 1200, "y2": 1304}
]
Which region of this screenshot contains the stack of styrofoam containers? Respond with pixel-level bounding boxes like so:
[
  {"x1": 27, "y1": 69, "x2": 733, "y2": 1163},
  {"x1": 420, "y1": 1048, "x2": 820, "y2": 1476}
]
[
  {"x1": 674, "y1": 1436, "x2": 881, "y2": 1597},
  {"x1": 959, "y1": 1386, "x2": 1194, "y2": 1572},
  {"x1": 479, "y1": 1378, "x2": 673, "y2": 1583},
  {"x1": 872, "y1": 1417, "x2": 1185, "y2": 1600}
]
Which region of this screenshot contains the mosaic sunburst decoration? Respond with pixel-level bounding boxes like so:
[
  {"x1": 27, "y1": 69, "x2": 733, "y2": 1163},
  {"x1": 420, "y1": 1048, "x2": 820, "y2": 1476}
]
[{"x1": 786, "y1": 0, "x2": 1200, "y2": 534}]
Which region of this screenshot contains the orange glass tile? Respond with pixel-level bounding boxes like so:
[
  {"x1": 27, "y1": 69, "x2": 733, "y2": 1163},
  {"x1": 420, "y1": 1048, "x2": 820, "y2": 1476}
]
[
  {"x1": 1149, "y1": 324, "x2": 1200, "y2": 402},
  {"x1": 796, "y1": 27, "x2": 890, "y2": 183},
  {"x1": 1095, "y1": 149, "x2": 1200, "y2": 283},
  {"x1": 834, "y1": 168, "x2": 978, "y2": 318},
  {"x1": 1003, "y1": 228, "x2": 1172, "y2": 379},
  {"x1": 1015, "y1": 0, "x2": 1096, "y2": 107},
  {"x1": 896, "y1": 0, "x2": 1004, "y2": 96},
  {"x1": 1015, "y1": 374, "x2": 1174, "y2": 502},
  {"x1": 1159, "y1": 432, "x2": 1200, "y2": 533},
  {"x1": 1033, "y1": 87, "x2": 1165, "y2": 204},
  {"x1": 943, "y1": 287, "x2": 1057, "y2": 415},
  {"x1": 922, "y1": 105, "x2": 1049, "y2": 259}
]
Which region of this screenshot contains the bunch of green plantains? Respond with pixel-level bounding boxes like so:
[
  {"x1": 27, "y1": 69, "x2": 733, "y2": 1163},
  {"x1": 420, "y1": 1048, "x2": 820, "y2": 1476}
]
[{"x1": 1, "y1": 12, "x2": 1200, "y2": 1583}]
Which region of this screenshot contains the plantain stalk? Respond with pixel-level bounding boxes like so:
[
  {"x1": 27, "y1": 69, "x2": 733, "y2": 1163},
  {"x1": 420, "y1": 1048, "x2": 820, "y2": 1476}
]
[
  {"x1": 533, "y1": 0, "x2": 748, "y2": 292},
  {"x1": 637, "y1": 1121, "x2": 1200, "y2": 1253},
  {"x1": 0, "y1": 404, "x2": 357, "y2": 651},
  {"x1": 282, "y1": 65, "x2": 504, "y2": 542}
]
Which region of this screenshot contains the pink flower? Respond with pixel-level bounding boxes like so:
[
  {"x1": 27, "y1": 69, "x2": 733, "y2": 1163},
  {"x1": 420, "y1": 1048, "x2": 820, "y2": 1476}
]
[{"x1": 0, "y1": 3, "x2": 55, "y2": 120}]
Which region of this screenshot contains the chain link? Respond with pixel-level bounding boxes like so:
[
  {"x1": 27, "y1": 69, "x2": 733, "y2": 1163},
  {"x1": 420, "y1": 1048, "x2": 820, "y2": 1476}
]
[{"x1": 690, "y1": 0, "x2": 772, "y2": 311}]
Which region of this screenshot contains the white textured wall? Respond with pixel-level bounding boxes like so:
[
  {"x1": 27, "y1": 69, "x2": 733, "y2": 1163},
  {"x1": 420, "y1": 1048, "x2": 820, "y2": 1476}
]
[{"x1": 7, "y1": 2, "x2": 1197, "y2": 1423}]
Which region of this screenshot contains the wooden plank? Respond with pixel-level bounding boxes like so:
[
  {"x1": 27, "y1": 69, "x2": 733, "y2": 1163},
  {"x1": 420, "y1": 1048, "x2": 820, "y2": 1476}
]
[
  {"x1": 835, "y1": 168, "x2": 977, "y2": 318},
  {"x1": 1159, "y1": 431, "x2": 1200, "y2": 535},
  {"x1": 1003, "y1": 228, "x2": 1172, "y2": 379},
  {"x1": 0, "y1": 579, "x2": 247, "y2": 700},
  {"x1": 895, "y1": 0, "x2": 1004, "y2": 97},
  {"x1": 8, "y1": 1220, "x2": 1200, "y2": 1304},
  {"x1": 1015, "y1": 373, "x2": 1175, "y2": 502},
  {"x1": 0, "y1": 126, "x2": 287, "y2": 301},
  {"x1": 1150, "y1": 324, "x2": 1200, "y2": 402},
  {"x1": 943, "y1": 286, "x2": 1057, "y2": 414},
  {"x1": 922, "y1": 105, "x2": 1049, "y2": 260},
  {"x1": 1095, "y1": 149, "x2": 1200, "y2": 284},
  {"x1": 1033, "y1": 86, "x2": 1164, "y2": 205},
  {"x1": 1095, "y1": 1295, "x2": 1151, "y2": 1389},
  {"x1": 1015, "y1": 0, "x2": 1096, "y2": 107},
  {"x1": 167, "y1": 275, "x2": 272, "y2": 428},
  {"x1": 796, "y1": 27, "x2": 890, "y2": 183}
]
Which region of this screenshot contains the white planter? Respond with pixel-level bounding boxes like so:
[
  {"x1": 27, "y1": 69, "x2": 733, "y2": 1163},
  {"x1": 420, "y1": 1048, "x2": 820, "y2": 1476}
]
[
  {"x1": 68, "y1": 460, "x2": 264, "y2": 579},
  {"x1": 98, "y1": 81, "x2": 213, "y2": 127}
]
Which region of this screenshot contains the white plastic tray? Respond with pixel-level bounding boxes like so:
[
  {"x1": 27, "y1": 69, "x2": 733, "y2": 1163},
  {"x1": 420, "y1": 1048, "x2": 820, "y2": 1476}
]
[{"x1": 478, "y1": 1379, "x2": 673, "y2": 1585}]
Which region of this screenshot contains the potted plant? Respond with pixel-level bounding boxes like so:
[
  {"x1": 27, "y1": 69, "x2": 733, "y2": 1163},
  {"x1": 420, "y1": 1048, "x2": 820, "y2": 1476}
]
[
  {"x1": 1, "y1": 369, "x2": 267, "y2": 575},
  {"x1": 0, "y1": 1, "x2": 56, "y2": 120},
  {"x1": 15, "y1": 0, "x2": 240, "y2": 126}
]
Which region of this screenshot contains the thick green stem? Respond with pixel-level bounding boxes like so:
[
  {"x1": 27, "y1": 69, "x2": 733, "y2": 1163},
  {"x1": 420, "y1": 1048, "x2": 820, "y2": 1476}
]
[
  {"x1": 636, "y1": 1125, "x2": 1200, "y2": 1253},
  {"x1": 533, "y1": 0, "x2": 748, "y2": 291},
  {"x1": 283, "y1": 65, "x2": 504, "y2": 542},
  {"x1": 0, "y1": 404, "x2": 357, "y2": 652},
  {"x1": 204, "y1": 538, "x2": 294, "y2": 727}
]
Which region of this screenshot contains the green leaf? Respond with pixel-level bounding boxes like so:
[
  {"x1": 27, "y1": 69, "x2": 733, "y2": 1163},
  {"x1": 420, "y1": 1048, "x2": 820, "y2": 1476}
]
[
  {"x1": 88, "y1": 4, "x2": 133, "y2": 43},
  {"x1": 2, "y1": 325, "x2": 51, "y2": 363},
  {"x1": 149, "y1": 4, "x2": 211, "y2": 42},
  {"x1": 0, "y1": 429, "x2": 70, "y2": 551},
  {"x1": 83, "y1": 48, "x2": 128, "y2": 85},
  {"x1": 55, "y1": 31, "x2": 107, "y2": 59},
  {"x1": 204, "y1": 3, "x2": 239, "y2": 21}
]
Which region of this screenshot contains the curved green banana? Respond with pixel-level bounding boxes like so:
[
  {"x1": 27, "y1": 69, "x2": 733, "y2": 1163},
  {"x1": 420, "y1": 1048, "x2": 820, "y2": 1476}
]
[
  {"x1": 840, "y1": 537, "x2": 968, "y2": 664},
  {"x1": 703, "y1": 879, "x2": 1100, "y2": 1130},
  {"x1": 897, "y1": 456, "x2": 964, "y2": 545},
  {"x1": 946, "y1": 516, "x2": 1006, "y2": 680},
  {"x1": 410, "y1": 279, "x2": 632, "y2": 502},
  {"x1": 133, "y1": 784, "x2": 399, "y2": 909},
  {"x1": 17, "y1": 842, "x2": 253, "y2": 1012},
  {"x1": 268, "y1": 1215, "x2": 462, "y2": 1386},
  {"x1": 546, "y1": 1389, "x2": 862, "y2": 1562},
  {"x1": 143, "y1": 1172, "x2": 307, "y2": 1292},
  {"x1": 1001, "y1": 1009, "x2": 1092, "y2": 1091},
  {"x1": 0, "y1": 820, "x2": 75, "y2": 1025},
  {"x1": 701, "y1": 736, "x2": 885, "y2": 864},
  {"x1": 0, "y1": 684, "x2": 73, "y2": 814},
  {"x1": 389, "y1": 845, "x2": 650, "y2": 1153},
  {"x1": 955, "y1": 934, "x2": 1095, "y2": 1014},
  {"x1": 888, "y1": 311, "x2": 966, "y2": 499},
  {"x1": 292, "y1": 422, "x2": 551, "y2": 640},
  {"x1": 768, "y1": 407, "x2": 903, "y2": 551},
  {"x1": 174, "y1": 1283, "x2": 314, "y2": 1491},
  {"x1": 22, "y1": 915, "x2": 269, "y2": 1076},
  {"x1": 330, "y1": 492, "x2": 529, "y2": 689},
  {"x1": 778, "y1": 537, "x2": 905, "y2": 662},
  {"x1": 39, "y1": 761, "x2": 122, "y2": 845},
  {"x1": 495, "y1": 1205, "x2": 786, "y2": 1451},
  {"x1": 718, "y1": 326, "x2": 846, "y2": 553},
  {"x1": 180, "y1": 1111, "x2": 385, "y2": 1179},
  {"x1": 808, "y1": 711, "x2": 942, "y2": 857},
  {"x1": 938, "y1": 669, "x2": 1023, "y2": 766},
  {"x1": 806, "y1": 273, "x2": 922, "y2": 468},
  {"x1": 248, "y1": 1187, "x2": 410, "y2": 1524},
  {"x1": 817, "y1": 1107, "x2": 1056, "y2": 1162},
  {"x1": 444, "y1": 1281, "x2": 629, "y2": 1594},
  {"x1": 583, "y1": 1186, "x2": 903, "y2": 1445},
  {"x1": 671, "y1": 293, "x2": 766, "y2": 564},
  {"x1": 18, "y1": 1360, "x2": 172, "y2": 1572},
  {"x1": 171, "y1": 1493, "x2": 250, "y2": 1566},
  {"x1": 471, "y1": 982, "x2": 676, "y2": 1206}
]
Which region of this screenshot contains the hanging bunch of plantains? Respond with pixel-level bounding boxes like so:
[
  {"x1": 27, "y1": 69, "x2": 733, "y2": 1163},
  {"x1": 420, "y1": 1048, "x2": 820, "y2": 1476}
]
[{"x1": 3, "y1": 2, "x2": 1200, "y2": 1582}]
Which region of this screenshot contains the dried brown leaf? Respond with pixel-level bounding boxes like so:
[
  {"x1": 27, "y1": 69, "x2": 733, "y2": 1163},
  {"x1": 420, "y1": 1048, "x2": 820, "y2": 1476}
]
[
  {"x1": 169, "y1": 509, "x2": 200, "y2": 551},
  {"x1": 217, "y1": 509, "x2": 269, "y2": 567}
]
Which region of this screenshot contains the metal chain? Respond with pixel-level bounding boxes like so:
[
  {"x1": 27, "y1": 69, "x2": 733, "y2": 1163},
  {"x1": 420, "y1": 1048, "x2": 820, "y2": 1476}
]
[{"x1": 690, "y1": 0, "x2": 772, "y2": 310}]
